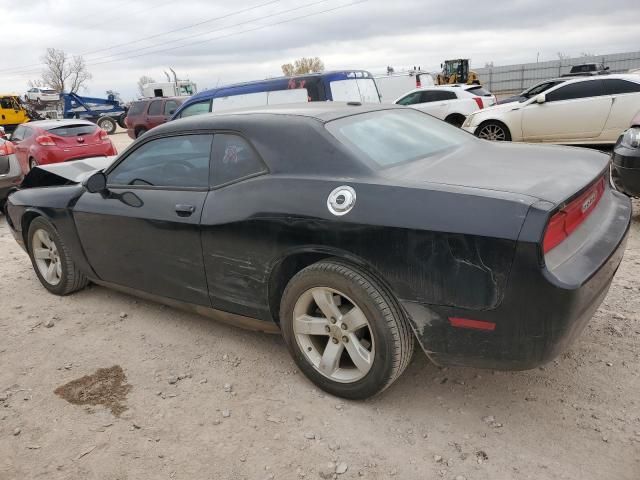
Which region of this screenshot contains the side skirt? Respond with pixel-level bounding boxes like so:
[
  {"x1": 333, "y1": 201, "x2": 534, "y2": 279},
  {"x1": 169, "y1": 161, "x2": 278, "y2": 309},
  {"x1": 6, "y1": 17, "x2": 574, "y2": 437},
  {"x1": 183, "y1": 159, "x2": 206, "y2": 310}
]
[{"x1": 91, "y1": 279, "x2": 281, "y2": 334}]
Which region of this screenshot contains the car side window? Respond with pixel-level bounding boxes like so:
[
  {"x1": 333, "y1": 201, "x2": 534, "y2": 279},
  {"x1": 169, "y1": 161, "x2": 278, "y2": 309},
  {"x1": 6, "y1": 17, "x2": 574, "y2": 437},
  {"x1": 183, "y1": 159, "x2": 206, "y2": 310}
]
[
  {"x1": 211, "y1": 134, "x2": 267, "y2": 187},
  {"x1": 179, "y1": 100, "x2": 211, "y2": 118},
  {"x1": 396, "y1": 92, "x2": 423, "y2": 106},
  {"x1": 419, "y1": 91, "x2": 438, "y2": 103},
  {"x1": 601, "y1": 79, "x2": 640, "y2": 95},
  {"x1": 546, "y1": 80, "x2": 604, "y2": 102},
  {"x1": 430, "y1": 91, "x2": 457, "y2": 101},
  {"x1": 164, "y1": 100, "x2": 179, "y2": 116},
  {"x1": 107, "y1": 134, "x2": 213, "y2": 188},
  {"x1": 148, "y1": 100, "x2": 162, "y2": 116}
]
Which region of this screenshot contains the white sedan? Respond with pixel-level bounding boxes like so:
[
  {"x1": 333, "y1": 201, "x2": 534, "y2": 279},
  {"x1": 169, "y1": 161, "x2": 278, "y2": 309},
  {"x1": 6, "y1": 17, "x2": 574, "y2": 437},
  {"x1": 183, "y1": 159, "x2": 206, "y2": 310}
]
[
  {"x1": 25, "y1": 87, "x2": 59, "y2": 103},
  {"x1": 463, "y1": 74, "x2": 640, "y2": 144},
  {"x1": 394, "y1": 85, "x2": 496, "y2": 127}
]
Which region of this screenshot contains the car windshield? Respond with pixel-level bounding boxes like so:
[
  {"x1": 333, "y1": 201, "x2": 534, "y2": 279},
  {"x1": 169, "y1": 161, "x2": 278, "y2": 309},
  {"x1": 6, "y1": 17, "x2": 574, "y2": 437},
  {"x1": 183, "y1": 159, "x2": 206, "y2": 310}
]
[
  {"x1": 326, "y1": 109, "x2": 472, "y2": 169},
  {"x1": 522, "y1": 81, "x2": 563, "y2": 100}
]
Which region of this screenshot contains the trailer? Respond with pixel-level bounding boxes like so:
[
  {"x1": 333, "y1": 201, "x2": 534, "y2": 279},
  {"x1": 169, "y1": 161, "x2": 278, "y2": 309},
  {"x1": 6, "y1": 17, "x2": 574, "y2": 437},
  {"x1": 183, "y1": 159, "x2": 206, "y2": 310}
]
[
  {"x1": 142, "y1": 80, "x2": 197, "y2": 98},
  {"x1": 61, "y1": 92, "x2": 127, "y2": 134}
]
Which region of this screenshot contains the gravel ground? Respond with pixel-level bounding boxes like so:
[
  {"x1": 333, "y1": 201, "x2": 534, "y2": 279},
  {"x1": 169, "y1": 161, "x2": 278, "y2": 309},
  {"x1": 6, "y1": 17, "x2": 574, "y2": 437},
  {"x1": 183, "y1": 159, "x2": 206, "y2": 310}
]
[{"x1": 1, "y1": 135, "x2": 639, "y2": 479}]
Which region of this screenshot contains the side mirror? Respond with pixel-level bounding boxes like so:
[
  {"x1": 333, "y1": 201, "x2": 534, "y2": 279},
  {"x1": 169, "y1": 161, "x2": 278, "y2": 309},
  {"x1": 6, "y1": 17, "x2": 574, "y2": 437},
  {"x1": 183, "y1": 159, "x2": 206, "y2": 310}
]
[
  {"x1": 84, "y1": 171, "x2": 107, "y2": 193},
  {"x1": 535, "y1": 93, "x2": 546, "y2": 104}
]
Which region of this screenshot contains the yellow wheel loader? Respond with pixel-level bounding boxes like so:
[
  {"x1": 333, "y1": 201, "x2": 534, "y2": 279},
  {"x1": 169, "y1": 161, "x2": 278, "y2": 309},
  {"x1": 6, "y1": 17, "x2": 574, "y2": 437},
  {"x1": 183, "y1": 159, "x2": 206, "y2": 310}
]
[{"x1": 436, "y1": 59, "x2": 480, "y2": 85}]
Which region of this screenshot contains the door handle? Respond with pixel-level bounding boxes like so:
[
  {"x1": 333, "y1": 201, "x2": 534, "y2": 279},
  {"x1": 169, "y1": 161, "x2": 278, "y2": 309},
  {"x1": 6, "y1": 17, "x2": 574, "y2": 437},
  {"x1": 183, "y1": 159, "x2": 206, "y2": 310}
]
[{"x1": 175, "y1": 204, "x2": 196, "y2": 217}]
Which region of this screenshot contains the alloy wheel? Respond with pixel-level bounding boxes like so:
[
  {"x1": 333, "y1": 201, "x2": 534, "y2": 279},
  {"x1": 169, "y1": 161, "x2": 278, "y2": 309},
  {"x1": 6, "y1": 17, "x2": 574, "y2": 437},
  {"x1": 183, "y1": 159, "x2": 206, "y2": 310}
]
[
  {"x1": 32, "y1": 229, "x2": 62, "y2": 286},
  {"x1": 477, "y1": 123, "x2": 507, "y2": 141},
  {"x1": 292, "y1": 287, "x2": 375, "y2": 383}
]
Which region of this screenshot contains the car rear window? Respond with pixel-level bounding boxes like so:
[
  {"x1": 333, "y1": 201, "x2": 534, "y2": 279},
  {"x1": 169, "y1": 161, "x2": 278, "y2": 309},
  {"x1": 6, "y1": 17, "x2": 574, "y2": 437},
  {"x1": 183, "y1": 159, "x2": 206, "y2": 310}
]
[
  {"x1": 48, "y1": 124, "x2": 98, "y2": 137},
  {"x1": 466, "y1": 86, "x2": 492, "y2": 96},
  {"x1": 326, "y1": 109, "x2": 471, "y2": 169},
  {"x1": 128, "y1": 101, "x2": 146, "y2": 116},
  {"x1": 42, "y1": 89, "x2": 57, "y2": 94}
]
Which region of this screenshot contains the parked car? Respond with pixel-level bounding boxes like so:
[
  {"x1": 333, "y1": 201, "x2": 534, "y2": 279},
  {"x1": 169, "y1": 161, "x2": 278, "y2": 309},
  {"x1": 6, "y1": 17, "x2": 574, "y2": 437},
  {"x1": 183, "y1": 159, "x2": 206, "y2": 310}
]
[
  {"x1": 561, "y1": 63, "x2": 609, "y2": 77},
  {"x1": 394, "y1": 85, "x2": 496, "y2": 127},
  {"x1": 10, "y1": 119, "x2": 117, "y2": 171},
  {"x1": 25, "y1": 87, "x2": 59, "y2": 103},
  {"x1": 5, "y1": 103, "x2": 630, "y2": 399},
  {"x1": 125, "y1": 97, "x2": 185, "y2": 139},
  {"x1": 0, "y1": 137, "x2": 23, "y2": 209},
  {"x1": 611, "y1": 111, "x2": 640, "y2": 197},
  {"x1": 171, "y1": 70, "x2": 380, "y2": 119},
  {"x1": 498, "y1": 79, "x2": 567, "y2": 104},
  {"x1": 463, "y1": 75, "x2": 640, "y2": 144}
]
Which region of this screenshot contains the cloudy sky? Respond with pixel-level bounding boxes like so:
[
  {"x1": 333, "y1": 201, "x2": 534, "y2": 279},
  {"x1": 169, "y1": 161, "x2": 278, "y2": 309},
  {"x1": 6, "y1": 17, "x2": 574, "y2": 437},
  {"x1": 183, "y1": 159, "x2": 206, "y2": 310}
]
[{"x1": 2, "y1": 0, "x2": 639, "y2": 100}]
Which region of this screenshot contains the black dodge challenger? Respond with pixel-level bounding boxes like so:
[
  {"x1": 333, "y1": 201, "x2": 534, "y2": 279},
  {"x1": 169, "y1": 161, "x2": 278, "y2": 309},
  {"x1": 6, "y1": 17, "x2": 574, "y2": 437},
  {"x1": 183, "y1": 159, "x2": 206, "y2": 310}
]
[{"x1": 4, "y1": 103, "x2": 631, "y2": 399}]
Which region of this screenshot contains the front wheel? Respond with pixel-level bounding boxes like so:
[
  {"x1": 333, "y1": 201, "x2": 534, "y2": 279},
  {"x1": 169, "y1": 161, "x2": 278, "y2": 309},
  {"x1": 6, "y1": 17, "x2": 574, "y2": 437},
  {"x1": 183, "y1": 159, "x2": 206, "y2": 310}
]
[
  {"x1": 27, "y1": 217, "x2": 88, "y2": 295},
  {"x1": 280, "y1": 259, "x2": 414, "y2": 399},
  {"x1": 97, "y1": 116, "x2": 117, "y2": 135},
  {"x1": 475, "y1": 121, "x2": 512, "y2": 141}
]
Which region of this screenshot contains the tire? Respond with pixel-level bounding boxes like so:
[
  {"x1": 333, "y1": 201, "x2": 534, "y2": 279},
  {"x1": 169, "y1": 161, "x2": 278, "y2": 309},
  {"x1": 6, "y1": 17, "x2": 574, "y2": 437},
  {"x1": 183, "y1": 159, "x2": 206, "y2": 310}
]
[
  {"x1": 135, "y1": 127, "x2": 147, "y2": 138},
  {"x1": 475, "y1": 120, "x2": 512, "y2": 141},
  {"x1": 29, "y1": 158, "x2": 38, "y2": 170},
  {"x1": 444, "y1": 114, "x2": 466, "y2": 128},
  {"x1": 117, "y1": 113, "x2": 127, "y2": 129},
  {"x1": 27, "y1": 217, "x2": 88, "y2": 296},
  {"x1": 280, "y1": 259, "x2": 414, "y2": 399},
  {"x1": 97, "y1": 116, "x2": 117, "y2": 135}
]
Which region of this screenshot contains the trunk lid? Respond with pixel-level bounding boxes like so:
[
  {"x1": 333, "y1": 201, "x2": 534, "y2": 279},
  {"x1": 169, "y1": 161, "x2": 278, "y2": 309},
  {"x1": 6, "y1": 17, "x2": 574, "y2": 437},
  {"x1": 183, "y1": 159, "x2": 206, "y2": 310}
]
[{"x1": 384, "y1": 141, "x2": 609, "y2": 204}]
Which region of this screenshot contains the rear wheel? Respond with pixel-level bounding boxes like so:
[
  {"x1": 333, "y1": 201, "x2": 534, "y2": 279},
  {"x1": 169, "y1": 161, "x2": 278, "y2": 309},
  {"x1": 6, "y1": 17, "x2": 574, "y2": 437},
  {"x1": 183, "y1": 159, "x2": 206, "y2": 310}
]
[
  {"x1": 280, "y1": 259, "x2": 414, "y2": 399},
  {"x1": 135, "y1": 127, "x2": 147, "y2": 138},
  {"x1": 476, "y1": 121, "x2": 511, "y2": 141},
  {"x1": 29, "y1": 158, "x2": 38, "y2": 170},
  {"x1": 97, "y1": 116, "x2": 117, "y2": 135},
  {"x1": 117, "y1": 113, "x2": 127, "y2": 129},
  {"x1": 27, "y1": 217, "x2": 88, "y2": 295}
]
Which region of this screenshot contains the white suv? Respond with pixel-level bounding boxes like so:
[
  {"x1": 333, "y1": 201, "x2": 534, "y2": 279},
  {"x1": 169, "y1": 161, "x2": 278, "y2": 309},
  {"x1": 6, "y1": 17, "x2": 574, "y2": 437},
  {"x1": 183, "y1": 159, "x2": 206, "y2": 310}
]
[
  {"x1": 463, "y1": 74, "x2": 640, "y2": 144},
  {"x1": 394, "y1": 85, "x2": 497, "y2": 127}
]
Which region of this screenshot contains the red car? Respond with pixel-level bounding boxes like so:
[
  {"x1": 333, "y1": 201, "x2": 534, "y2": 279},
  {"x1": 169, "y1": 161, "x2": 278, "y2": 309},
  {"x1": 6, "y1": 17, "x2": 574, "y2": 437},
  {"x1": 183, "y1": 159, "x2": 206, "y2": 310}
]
[{"x1": 10, "y1": 119, "x2": 117, "y2": 171}]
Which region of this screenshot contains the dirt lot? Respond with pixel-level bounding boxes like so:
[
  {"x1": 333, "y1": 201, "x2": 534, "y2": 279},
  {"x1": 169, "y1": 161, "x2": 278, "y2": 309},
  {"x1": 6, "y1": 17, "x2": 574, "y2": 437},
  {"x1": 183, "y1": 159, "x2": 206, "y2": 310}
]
[{"x1": 1, "y1": 135, "x2": 639, "y2": 479}]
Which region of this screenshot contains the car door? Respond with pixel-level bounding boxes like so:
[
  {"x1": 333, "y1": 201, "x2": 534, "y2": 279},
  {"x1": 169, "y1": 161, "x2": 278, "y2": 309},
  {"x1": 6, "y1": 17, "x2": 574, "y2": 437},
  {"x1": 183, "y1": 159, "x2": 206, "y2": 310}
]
[
  {"x1": 199, "y1": 133, "x2": 270, "y2": 318},
  {"x1": 521, "y1": 79, "x2": 612, "y2": 142},
  {"x1": 145, "y1": 99, "x2": 165, "y2": 129},
  {"x1": 163, "y1": 99, "x2": 180, "y2": 118},
  {"x1": 72, "y1": 133, "x2": 213, "y2": 306},
  {"x1": 599, "y1": 78, "x2": 640, "y2": 141}
]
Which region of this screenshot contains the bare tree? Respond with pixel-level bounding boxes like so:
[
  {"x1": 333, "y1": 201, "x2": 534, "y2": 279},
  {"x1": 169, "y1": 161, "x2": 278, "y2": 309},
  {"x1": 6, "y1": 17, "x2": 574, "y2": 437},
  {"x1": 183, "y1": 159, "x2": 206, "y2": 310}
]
[
  {"x1": 28, "y1": 79, "x2": 45, "y2": 88},
  {"x1": 137, "y1": 75, "x2": 156, "y2": 96},
  {"x1": 33, "y1": 48, "x2": 91, "y2": 93},
  {"x1": 557, "y1": 52, "x2": 570, "y2": 61},
  {"x1": 281, "y1": 57, "x2": 325, "y2": 76}
]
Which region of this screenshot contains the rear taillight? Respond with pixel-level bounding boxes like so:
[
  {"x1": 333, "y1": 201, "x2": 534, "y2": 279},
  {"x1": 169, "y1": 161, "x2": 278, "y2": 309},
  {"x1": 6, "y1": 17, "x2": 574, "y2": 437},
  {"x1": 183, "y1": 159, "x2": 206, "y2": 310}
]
[
  {"x1": 473, "y1": 97, "x2": 483, "y2": 109},
  {"x1": 35, "y1": 135, "x2": 56, "y2": 146},
  {"x1": 543, "y1": 176, "x2": 606, "y2": 254},
  {"x1": 99, "y1": 129, "x2": 109, "y2": 140},
  {"x1": 0, "y1": 141, "x2": 16, "y2": 155}
]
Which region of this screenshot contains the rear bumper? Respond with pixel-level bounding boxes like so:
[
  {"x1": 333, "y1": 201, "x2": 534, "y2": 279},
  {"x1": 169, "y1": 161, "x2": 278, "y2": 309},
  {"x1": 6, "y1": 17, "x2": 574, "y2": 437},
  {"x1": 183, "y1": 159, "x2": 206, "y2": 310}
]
[
  {"x1": 37, "y1": 145, "x2": 116, "y2": 165},
  {"x1": 611, "y1": 142, "x2": 640, "y2": 197},
  {"x1": 403, "y1": 187, "x2": 631, "y2": 370}
]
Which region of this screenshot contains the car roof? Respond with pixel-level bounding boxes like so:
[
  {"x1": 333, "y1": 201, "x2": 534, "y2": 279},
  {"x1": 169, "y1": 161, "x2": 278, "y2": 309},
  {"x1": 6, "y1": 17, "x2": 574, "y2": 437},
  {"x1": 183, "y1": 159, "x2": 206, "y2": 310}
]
[
  {"x1": 558, "y1": 73, "x2": 640, "y2": 84},
  {"x1": 22, "y1": 119, "x2": 97, "y2": 130}
]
